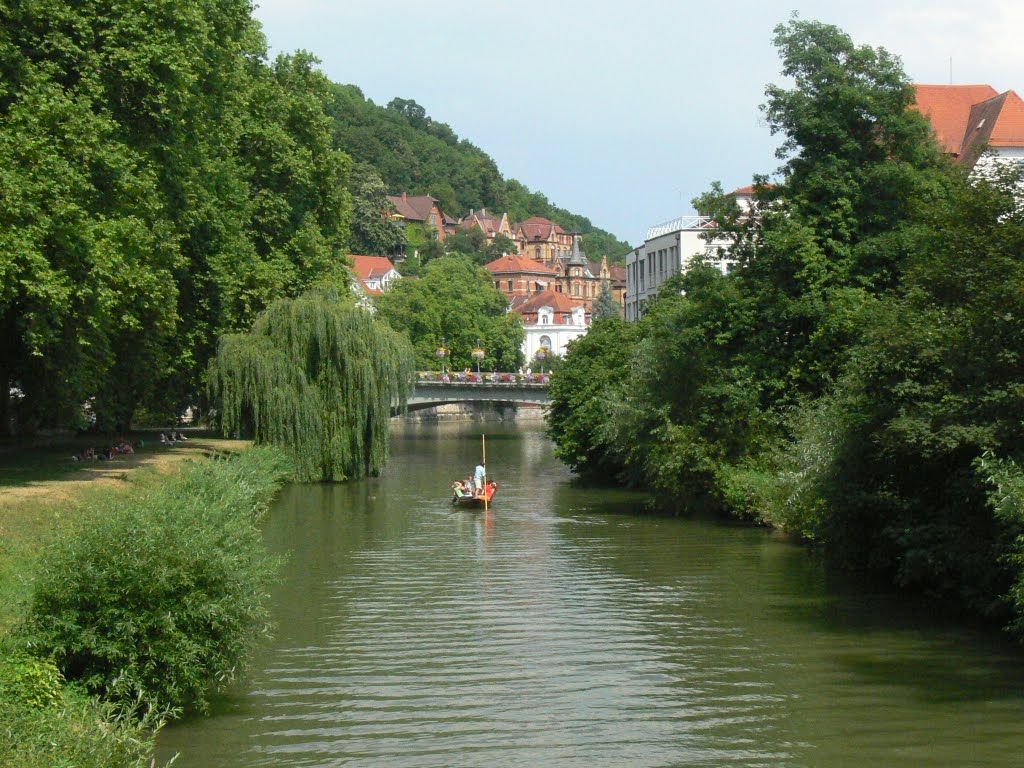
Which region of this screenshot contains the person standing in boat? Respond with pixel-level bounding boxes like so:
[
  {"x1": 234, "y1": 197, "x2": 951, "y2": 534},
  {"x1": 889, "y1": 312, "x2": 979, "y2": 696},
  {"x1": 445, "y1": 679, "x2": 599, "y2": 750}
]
[{"x1": 473, "y1": 462, "x2": 486, "y2": 495}]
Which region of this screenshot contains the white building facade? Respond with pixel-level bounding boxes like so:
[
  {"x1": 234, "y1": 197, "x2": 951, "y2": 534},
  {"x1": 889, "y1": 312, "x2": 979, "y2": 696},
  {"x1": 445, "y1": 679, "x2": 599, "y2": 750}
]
[
  {"x1": 624, "y1": 216, "x2": 734, "y2": 321},
  {"x1": 523, "y1": 305, "x2": 588, "y2": 362}
]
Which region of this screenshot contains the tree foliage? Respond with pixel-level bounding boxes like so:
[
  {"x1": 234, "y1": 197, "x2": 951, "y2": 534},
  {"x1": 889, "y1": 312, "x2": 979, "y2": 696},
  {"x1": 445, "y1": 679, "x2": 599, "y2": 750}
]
[
  {"x1": 0, "y1": 0, "x2": 355, "y2": 435},
  {"x1": 209, "y1": 289, "x2": 415, "y2": 482},
  {"x1": 548, "y1": 17, "x2": 1024, "y2": 636},
  {"x1": 374, "y1": 256, "x2": 524, "y2": 372},
  {"x1": 592, "y1": 281, "x2": 621, "y2": 320},
  {"x1": 348, "y1": 161, "x2": 404, "y2": 255},
  {"x1": 546, "y1": 317, "x2": 639, "y2": 478}
]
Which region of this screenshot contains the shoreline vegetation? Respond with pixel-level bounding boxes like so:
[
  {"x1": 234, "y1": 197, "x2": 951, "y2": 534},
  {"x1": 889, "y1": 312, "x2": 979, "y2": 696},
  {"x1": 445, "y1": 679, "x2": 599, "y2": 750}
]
[
  {"x1": 547, "y1": 19, "x2": 1024, "y2": 640},
  {"x1": 0, "y1": 437, "x2": 291, "y2": 768}
]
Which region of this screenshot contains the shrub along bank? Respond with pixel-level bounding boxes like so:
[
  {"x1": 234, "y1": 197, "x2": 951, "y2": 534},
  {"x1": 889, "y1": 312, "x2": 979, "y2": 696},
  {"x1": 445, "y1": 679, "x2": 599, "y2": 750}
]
[{"x1": 1, "y1": 445, "x2": 293, "y2": 767}]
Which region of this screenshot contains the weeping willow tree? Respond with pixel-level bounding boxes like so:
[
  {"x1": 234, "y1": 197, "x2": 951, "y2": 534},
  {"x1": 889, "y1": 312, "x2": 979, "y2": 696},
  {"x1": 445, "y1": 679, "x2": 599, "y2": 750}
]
[{"x1": 209, "y1": 289, "x2": 416, "y2": 482}]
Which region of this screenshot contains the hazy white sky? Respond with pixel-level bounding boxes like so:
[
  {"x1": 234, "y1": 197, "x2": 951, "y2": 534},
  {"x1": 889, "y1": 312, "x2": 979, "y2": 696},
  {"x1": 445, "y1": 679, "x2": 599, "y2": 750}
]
[{"x1": 252, "y1": 0, "x2": 1024, "y2": 246}]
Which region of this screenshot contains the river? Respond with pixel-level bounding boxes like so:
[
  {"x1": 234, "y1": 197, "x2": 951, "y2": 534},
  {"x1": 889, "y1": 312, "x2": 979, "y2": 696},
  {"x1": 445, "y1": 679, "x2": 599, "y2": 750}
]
[{"x1": 158, "y1": 421, "x2": 1024, "y2": 766}]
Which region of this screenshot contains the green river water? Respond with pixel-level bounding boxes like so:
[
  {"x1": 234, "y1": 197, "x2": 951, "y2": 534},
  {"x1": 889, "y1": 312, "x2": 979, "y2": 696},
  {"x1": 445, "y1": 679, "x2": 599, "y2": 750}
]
[{"x1": 158, "y1": 421, "x2": 1024, "y2": 766}]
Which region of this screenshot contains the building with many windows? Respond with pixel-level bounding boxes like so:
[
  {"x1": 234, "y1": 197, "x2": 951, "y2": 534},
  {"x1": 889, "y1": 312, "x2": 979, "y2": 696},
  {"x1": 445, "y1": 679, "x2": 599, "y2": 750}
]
[
  {"x1": 624, "y1": 192, "x2": 752, "y2": 321},
  {"x1": 486, "y1": 236, "x2": 612, "y2": 312},
  {"x1": 485, "y1": 254, "x2": 560, "y2": 303},
  {"x1": 517, "y1": 216, "x2": 575, "y2": 265}
]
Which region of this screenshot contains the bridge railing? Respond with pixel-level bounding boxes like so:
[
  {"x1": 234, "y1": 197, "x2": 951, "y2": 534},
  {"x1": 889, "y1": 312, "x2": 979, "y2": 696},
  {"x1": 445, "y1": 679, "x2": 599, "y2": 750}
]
[{"x1": 415, "y1": 371, "x2": 550, "y2": 386}]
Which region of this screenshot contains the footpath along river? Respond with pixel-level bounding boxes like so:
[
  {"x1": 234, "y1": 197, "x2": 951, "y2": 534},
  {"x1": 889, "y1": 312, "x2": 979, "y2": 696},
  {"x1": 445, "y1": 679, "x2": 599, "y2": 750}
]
[{"x1": 158, "y1": 421, "x2": 1024, "y2": 766}]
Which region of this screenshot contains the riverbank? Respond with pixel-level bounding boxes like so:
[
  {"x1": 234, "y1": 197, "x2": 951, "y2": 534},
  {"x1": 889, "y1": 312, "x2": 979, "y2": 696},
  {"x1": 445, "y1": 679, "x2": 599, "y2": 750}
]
[
  {"x1": 0, "y1": 436, "x2": 289, "y2": 768},
  {"x1": 0, "y1": 435, "x2": 249, "y2": 633}
]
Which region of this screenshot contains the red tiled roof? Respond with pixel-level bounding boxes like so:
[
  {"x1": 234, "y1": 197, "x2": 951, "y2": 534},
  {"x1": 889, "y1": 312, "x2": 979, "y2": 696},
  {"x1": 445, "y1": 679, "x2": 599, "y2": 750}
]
[
  {"x1": 485, "y1": 254, "x2": 558, "y2": 275},
  {"x1": 516, "y1": 289, "x2": 587, "y2": 316},
  {"x1": 727, "y1": 183, "x2": 775, "y2": 197},
  {"x1": 387, "y1": 193, "x2": 441, "y2": 222},
  {"x1": 518, "y1": 216, "x2": 567, "y2": 241},
  {"x1": 912, "y1": 84, "x2": 1000, "y2": 154},
  {"x1": 351, "y1": 255, "x2": 398, "y2": 281},
  {"x1": 983, "y1": 89, "x2": 1024, "y2": 148}
]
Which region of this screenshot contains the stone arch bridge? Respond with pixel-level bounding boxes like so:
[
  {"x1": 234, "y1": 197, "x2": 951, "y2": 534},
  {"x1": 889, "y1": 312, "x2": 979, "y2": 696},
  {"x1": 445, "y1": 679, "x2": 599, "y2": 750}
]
[{"x1": 402, "y1": 374, "x2": 550, "y2": 412}]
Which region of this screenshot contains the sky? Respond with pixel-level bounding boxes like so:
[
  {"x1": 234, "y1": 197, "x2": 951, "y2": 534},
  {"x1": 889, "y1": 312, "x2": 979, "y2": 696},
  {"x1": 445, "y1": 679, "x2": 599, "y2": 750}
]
[{"x1": 252, "y1": 0, "x2": 1024, "y2": 247}]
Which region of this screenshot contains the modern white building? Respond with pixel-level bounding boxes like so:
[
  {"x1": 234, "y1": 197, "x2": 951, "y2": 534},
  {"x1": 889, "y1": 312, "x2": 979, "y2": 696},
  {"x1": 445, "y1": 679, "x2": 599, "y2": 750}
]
[{"x1": 624, "y1": 187, "x2": 756, "y2": 321}]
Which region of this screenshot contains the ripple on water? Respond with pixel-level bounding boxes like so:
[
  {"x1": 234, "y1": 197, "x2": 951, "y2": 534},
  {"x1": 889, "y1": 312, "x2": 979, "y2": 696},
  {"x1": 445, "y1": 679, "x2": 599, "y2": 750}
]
[{"x1": 158, "y1": 426, "x2": 1024, "y2": 767}]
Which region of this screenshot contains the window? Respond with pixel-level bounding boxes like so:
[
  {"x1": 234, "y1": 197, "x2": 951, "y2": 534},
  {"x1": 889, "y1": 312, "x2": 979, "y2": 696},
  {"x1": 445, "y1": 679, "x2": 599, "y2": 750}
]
[
  {"x1": 507, "y1": 279, "x2": 513, "y2": 291},
  {"x1": 535, "y1": 246, "x2": 541, "y2": 259},
  {"x1": 540, "y1": 335, "x2": 552, "y2": 350},
  {"x1": 430, "y1": 214, "x2": 438, "y2": 226}
]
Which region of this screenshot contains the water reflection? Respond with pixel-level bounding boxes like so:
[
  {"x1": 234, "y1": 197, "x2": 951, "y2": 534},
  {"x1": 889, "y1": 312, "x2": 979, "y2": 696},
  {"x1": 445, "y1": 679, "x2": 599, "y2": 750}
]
[{"x1": 159, "y1": 421, "x2": 1024, "y2": 767}]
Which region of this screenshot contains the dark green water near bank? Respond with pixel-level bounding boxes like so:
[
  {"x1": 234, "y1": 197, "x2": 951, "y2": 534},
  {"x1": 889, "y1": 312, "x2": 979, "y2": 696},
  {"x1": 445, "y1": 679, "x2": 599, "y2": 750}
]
[{"x1": 159, "y1": 421, "x2": 1024, "y2": 766}]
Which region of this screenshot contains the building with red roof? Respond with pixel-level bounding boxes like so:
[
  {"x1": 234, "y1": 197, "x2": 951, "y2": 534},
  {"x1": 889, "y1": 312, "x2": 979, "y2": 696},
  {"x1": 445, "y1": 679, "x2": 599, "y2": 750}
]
[
  {"x1": 913, "y1": 84, "x2": 1024, "y2": 171},
  {"x1": 513, "y1": 289, "x2": 591, "y2": 362},
  {"x1": 485, "y1": 236, "x2": 612, "y2": 312},
  {"x1": 485, "y1": 254, "x2": 560, "y2": 299},
  {"x1": 516, "y1": 216, "x2": 574, "y2": 266},
  {"x1": 387, "y1": 192, "x2": 449, "y2": 242},
  {"x1": 350, "y1": 255, "x2": 401, "y2": 297}
]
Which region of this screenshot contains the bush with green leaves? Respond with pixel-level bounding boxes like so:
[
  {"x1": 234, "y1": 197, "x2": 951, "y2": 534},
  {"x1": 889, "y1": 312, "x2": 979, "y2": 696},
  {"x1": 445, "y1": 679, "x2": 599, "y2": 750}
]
[
  {"x1": 0, "y1": 650, "x2": 64, "y2": 711},
  {"x1": 0, "y1": 678, "x2": 159, "y2": 768},
  {"x1": 19, "y1": 447, "x2": 292, "y2": 716}
]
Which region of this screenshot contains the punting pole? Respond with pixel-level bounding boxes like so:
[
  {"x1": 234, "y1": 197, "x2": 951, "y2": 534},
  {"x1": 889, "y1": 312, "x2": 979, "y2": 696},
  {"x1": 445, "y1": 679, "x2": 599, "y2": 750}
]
[{"x1": 482, "y1": 433, "x2": 488, "y2": 513}]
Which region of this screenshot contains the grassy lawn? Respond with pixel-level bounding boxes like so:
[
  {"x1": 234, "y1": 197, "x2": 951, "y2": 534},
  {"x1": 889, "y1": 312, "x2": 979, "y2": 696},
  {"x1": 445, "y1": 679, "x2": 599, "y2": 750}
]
[{"x1": 0, "y1": 434, "x2": 250, "y2": 634}]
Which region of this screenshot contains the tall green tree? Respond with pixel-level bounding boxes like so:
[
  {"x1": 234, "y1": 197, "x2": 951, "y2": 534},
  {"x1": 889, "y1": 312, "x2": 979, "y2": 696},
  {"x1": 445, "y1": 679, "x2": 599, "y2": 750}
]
[
  {"x1": 374, "y1": 256, "x2": 524, "y2": 371},
  {"x1": 546, "y1": 317, "x2": 639, "y2": 479},
  {"x1": 0, "y1": 1, "x2": 357, "y2": 433},
  {"x1": 761, "y1": 164, "x2": 1024, "y2": 620},
  {"x1": 348, "y1": 162, "x2": 403, "y2": 255},
  {"x1": 0, "y1": 0, "x2": 189, "y2": 433},
  {"x1": 592, "y1": 282, "x2": 621, "y2": 320}
]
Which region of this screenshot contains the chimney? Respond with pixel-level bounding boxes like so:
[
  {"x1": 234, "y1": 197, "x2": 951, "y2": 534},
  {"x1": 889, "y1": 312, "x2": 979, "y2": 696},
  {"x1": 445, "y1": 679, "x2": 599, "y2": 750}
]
[{"x1": 402, "y1": 191, "x2": 408, "y2": 202}]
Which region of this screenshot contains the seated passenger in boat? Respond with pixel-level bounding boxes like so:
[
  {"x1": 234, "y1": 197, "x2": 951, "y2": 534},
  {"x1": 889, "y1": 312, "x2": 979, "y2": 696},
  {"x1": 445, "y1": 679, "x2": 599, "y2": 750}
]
[{"x1": 451, "y1": 480, "x2": 468, "y2": 500}]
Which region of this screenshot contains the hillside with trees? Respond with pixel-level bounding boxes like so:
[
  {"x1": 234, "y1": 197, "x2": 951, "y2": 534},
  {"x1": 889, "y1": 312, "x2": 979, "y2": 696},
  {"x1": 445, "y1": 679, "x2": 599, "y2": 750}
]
[{"x1": 325, "y1": 85, "x2": 631, "y2": 261}]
